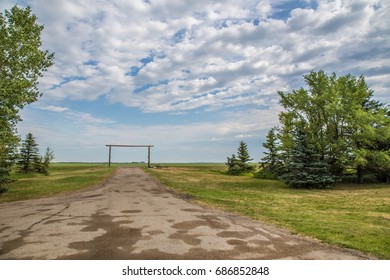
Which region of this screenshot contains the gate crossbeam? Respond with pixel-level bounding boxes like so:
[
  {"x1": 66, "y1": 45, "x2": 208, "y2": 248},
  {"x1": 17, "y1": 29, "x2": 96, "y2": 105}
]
[{"x1": 105, "y1": 145, "x2": 154, "y2": 167}]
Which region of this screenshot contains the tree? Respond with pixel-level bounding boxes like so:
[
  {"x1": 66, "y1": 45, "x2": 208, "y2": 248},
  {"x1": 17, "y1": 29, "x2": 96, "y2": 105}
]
[
  {"x1": 260, "y1": 127, "x2": 283, "y2": 175},
  {"x1": 0, "y1": 144, "x2": 14, "y2": 193},
  {"x1": 0, "y1": 5, "x2": 54, "y2": 189},
  {"x1": 279, "y1": 127, "x2": 337, "y2": 188},
  {"x1": 37, "y1": 147, "x2": 55, "y2": 175},
  {"x1": 226, "y1": 154, "x2": 241, "y2": 175},
  {"x1": 356, "y1": 104, "x2": 390, "y2": 183},
  {"x1": 17, "y1": 133, "x2": 54, "y2": 175},
  {"x1": 227, "y1": 141, "x2": 254, "y2": 175},
  {"x1": 277, "y1": 70, "x2": 389, "y2": 183},
  {"x1": 237, "y1": 140, "x2": 253, "y2": 163},
  {"x1": 17, "y1": 133, "x2": 41, "y2": 174}
]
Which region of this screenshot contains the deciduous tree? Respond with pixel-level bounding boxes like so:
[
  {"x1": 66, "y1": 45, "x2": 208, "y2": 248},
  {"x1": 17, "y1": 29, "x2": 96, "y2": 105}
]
[
  {"x1": 0, "y1": 5, "x2": 54, "y2": 190},
  {"x1": 276, "y1": 70, "x2": 389, "y2": 184}
]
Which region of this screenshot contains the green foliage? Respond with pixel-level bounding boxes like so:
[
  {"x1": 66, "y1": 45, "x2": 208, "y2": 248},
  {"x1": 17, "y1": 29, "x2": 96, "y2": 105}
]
[
  {"x1": 0, "y1": 141, "x2": 16, "y2": 194},
  {"x1": 227, "y1": 141, "x2": 254, "y2": 175},
  {"x1": 253, "y1": 169, "x2": 278, "y2": 180},
  {"x1": 17, "y1": 133, "x2": 54, "y2": 175},
  {"x1": 17, "y1": 132, "x2": 40, "y2": 174},
  {"x1": 279, "y1": 127, "x2": 337, "y2": 188},
  {"x1": 0, "y1": 124, "x2": 18, "y2": 194},
  {"x1": 272, "y1": 70, "x2": 389, "y2": 184},
  {"x1": 0, "y1": 6, "x2": 54, "y2": 117},
  {"x1": 38, "y1": 147, "x2": 55, "y2": 175},
  {"x1": 260, "y1": 126, "x2": 283, "y2": 175},
  {"x1": 0, "y1": 5, "x2": 54, "y2": 190}
]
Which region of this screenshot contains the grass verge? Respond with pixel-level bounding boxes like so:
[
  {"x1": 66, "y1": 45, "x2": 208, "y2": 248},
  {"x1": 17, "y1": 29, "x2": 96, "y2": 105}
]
[
  {"x1": 0, "y1": 163, "x2": 116, "y2": 203},
  {"x1": 145, "y1": 165, "x2": 390, "y2": 259}
]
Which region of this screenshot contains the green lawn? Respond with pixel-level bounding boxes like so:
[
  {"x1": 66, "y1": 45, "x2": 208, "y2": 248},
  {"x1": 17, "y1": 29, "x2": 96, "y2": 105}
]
[
  {"x1": 145, "y1": 165, "x2": 390, "y2": 259},
  {"x1": 0, "y1": 163, "x2": 116, "y2": 203}
]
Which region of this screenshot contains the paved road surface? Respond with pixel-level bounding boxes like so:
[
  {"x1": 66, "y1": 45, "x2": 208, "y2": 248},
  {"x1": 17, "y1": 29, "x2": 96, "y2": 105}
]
[{"x1": 0, "y1": 168, "x2": 371, "y2": 259}]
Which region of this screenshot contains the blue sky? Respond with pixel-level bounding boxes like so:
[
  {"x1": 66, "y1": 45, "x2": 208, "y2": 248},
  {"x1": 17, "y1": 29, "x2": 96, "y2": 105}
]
[{"x1": 1, "y1": 0, "x2": 389, "y2": 163}]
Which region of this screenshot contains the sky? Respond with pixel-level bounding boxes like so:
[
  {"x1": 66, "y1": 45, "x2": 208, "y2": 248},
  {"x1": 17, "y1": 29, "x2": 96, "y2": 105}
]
[{"x1": 1, "y1": 0, "x2": 389, "y2": 163}]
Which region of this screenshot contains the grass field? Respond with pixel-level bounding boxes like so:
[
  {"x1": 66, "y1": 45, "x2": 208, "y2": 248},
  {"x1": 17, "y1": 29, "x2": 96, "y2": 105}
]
[
  {"x1": 145, "y1": 164, "x2": 390, "y2": 259},
  {"x1": 0, "y1": 163, "x2": 116, "y2": 203}
]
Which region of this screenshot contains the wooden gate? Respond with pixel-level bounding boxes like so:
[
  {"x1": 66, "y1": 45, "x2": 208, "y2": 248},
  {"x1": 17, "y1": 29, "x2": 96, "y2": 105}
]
[{"x1": 105, "y1": 144, "x2": 154, "y2": 167}]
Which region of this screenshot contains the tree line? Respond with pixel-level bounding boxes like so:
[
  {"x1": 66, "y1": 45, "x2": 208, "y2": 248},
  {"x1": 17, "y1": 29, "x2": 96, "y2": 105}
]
[
  {"x1": 1, "y1": 6, "x2": 54, "y2": 193},
  {"x1": 1, "y1": 132, "x2": 55, "y2": 193},
  {"x1": 227, "y1": 71, "x2": 389, "y2": 188}
]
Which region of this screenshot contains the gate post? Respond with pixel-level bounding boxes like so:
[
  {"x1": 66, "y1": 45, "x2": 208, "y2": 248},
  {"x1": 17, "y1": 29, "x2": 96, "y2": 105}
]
[
  {"x1": 105, "y1": 145, "x2": 154, "y2": 167},
  {"x1": 148, "y1": 146, "x2": 151, "y2": 168},
  {"x1": 108, "y1": 145, "x2": 112, "y2": 167}
]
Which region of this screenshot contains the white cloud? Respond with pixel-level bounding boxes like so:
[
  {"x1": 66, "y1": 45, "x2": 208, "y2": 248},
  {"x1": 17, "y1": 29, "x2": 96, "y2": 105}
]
[
  {"x1": 256, "y1": 0, "x2": 273, "y2": 19},
  {"x1": 21, "y1": 0, "x2": 387, "y2": 111},
  {"x1": 39, "y1": 105, "x2": 69, "y2": 112},
  {"x1": 4, "y1": 0, "x2": 390, "y2": 162}
]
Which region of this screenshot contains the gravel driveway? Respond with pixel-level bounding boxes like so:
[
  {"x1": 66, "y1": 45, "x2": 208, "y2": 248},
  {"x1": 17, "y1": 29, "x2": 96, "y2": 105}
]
[{"x1": 0, "y1": 168, "x2": 371, "y2": 259}]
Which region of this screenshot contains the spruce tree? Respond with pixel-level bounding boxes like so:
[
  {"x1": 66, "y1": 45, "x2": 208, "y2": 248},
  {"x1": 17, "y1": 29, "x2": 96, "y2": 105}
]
[
  {"x1": 261, "y1": 127, "x2": 283, "y2": 175},
  {"x1": 226, "y1": 154, "x2": 240, "y2": 175},
  {"x1": 36, "y1": 147, "x2": 55, "y2": 175},
  {"x1": 280, "y1": 128, "x2": 336, "y2": 188},
  {"x1": 227, "y1": 141, "x2": 254, "y2": 175},
  {"x1": 0, "y1": 146, "x2": 14, "y2": 193},
  {"x1": 237, "y1": 141, "x2": 253, "y2": 163},
  {"x1": 17, "y1": 133, "x2": 41, "y2": 174}
]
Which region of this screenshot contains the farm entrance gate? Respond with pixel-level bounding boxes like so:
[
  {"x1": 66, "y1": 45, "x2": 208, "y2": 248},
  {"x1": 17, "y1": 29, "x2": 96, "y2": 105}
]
[{"x1": 105, "y1": 144, "x2": 154, "y2": 167}]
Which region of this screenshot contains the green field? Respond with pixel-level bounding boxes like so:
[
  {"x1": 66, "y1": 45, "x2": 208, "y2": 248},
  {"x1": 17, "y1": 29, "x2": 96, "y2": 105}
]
[
  {"x1": 0, "y1": 163, "x2": 116, "y2": 203},
  {"x1": 145, "y1": 164, "x2": 390, "y2": 259}
]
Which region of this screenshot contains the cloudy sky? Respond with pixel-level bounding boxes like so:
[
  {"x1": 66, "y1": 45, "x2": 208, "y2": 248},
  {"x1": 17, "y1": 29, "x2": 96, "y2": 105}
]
[{"x1": 2, "y1": 0, "x2": 389, "y2": 163}]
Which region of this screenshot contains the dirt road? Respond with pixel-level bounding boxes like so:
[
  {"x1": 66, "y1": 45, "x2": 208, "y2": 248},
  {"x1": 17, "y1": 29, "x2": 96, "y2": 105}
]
[{"x1": 0, "y1": 168, "x2": 371, "y2": 259}]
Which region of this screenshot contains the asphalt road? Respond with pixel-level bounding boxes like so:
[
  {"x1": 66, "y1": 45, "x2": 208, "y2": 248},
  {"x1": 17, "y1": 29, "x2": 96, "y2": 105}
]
[{"x1": 0, "y1": 168, "x2": 372, "y2": 259}]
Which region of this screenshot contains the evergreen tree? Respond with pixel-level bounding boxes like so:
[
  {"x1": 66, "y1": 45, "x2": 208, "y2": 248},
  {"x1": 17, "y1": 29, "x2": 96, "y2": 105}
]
[
  {"x1": 261, "y1": 127, "x2": 283, "y2": 175},
  {"x1": 36, "y1": 147, "x2": 55, "y2": 175},
  {"x1": 17, "y1": 133, "x2": 41, "y2": 174},
  {"x1": 226, "y1": 154, "x2": 241, "y2": 175},
  {"x1": 237, "y1": 140, "x2": 253, "y2": 163},
  {"x1": 227, "y1": 141, "x2": 254, "y2": 175},
  {"x1": 0, "y1": 144, "x2": 14, "y2": 193},
  {"x1": 280, "y1": 128, "x2": 337, "y2": 189}
]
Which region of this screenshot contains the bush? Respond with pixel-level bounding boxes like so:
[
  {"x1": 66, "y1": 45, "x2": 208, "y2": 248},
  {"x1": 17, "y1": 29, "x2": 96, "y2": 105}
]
[
  {"x1": 0, "y1": 186, "x2": 8, "y2": 194},
  {"x1": 341, "y1": 173, "x2": 379, "y2": 184},
  {"x1": 254, "y1": 170, "x2": 278, "y2": 180}
]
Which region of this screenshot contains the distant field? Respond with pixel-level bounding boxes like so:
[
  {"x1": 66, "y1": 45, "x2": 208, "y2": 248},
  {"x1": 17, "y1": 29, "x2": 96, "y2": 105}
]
[
  {"x1": 145, "y1": 164, "x2": 390, "y2": 259},
  {"x1": 0, "y1": 163, "x2": 115, "y2": 203}
]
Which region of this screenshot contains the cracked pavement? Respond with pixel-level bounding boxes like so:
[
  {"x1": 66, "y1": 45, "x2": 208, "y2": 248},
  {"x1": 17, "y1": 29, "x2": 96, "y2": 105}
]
[{"x1": 0, "y1": 168, "x2": 372, "y2": 259}]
